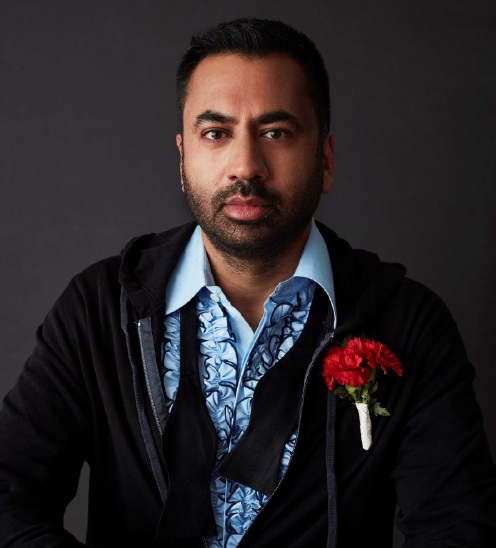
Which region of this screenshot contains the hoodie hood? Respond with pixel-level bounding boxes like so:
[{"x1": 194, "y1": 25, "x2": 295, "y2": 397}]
[
  {"x1": 118, "y1": 222, "x2": 197, "y2": 318},
  {"x1": 315, "y1": 222, "x2": 407, "y2": 335},
  {"x1": 118, "y1": 221, "x2": 407, "y2": 330}
]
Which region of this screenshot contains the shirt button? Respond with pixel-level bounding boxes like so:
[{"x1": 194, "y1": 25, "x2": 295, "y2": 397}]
[{"x1": 210, "y1": 293, "x2": 220, "y2": 302}]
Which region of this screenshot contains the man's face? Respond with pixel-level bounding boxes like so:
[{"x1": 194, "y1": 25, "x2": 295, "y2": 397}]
[{"x1": 176, "y1": 53, "x2": 335, "y2": 260}]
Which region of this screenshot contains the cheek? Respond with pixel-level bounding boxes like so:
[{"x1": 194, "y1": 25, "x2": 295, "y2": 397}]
[
  {"x1": 274, "y1": 141, "x2": 317, "y2": 171},
  {"x1": 275, "y1": 153, "x2": 318, "y2": 186},
  {"x1": 185, "y1": 144, "x2": 226, "y2": 184}
]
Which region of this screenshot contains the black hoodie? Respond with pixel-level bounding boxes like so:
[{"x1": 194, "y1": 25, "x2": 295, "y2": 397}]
[{"x1": 0, "y1": 221, "x2": 495, "y2": 548}]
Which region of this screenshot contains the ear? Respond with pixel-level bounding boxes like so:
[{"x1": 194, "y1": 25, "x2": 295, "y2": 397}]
[
  {"x1": 322, "y1": 133, "x2": 335, "y2": 194},
  {"x1": 176, "y1": 133, "x2": 185, "y2": 192}
]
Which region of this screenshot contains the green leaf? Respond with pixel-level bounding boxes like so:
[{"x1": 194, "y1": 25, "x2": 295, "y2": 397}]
[
  {"x1": 333, "y1": 386, "x2": 348, "y2": 399},
  {"x1": 371, "y1": 401, "x2": 390, "y2": 417},
  {"x1": 344, "y1": 385, "x2": 363, "y2": 403},
  {"x1": 369, "y1": 381, "x2": 379, "y2": 395}
]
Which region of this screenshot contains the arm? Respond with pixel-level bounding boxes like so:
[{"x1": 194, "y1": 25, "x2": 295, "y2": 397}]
[
  {"x1": 392, "y1": 300, "x2": 496, "y2": 547},
  {"x1": 0, "y1": 281, "x2": 90, "y2": 547}
]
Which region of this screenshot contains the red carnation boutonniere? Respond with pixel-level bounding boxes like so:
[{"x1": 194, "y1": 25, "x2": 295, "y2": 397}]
[{"x1": 322, "y1": 335, "x2": 403, "y2": 450}]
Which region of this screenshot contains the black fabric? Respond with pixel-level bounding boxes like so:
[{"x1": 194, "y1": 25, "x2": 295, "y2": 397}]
[
  {"x1": 0, "y1": 222, "x2": 495, "y2": 548},
  {"x1": 159, "y1": 284, "x2": 329, "y2": 539},
  {"x1": 157, "y1": 297, "x2": 218, "y2": 539},
  {"x1": 218, "y1": 284, "x2": 329, "y2": 496},
  {"x1": 236, "y1": 345, "x2": 330, "y2": 548}
]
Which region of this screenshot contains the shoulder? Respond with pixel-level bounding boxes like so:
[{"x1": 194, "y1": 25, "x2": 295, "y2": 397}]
[
  {"x1": 394, "y1": 276, "x2": 457, "y2": 331},
  {"x1": 58, "y1": 254, "x2": 122, "y2": 308},
  {"x1": 371, "y1": 275, "x2": 461, "y2": 374},
  {"x1": 53, "y1": 222, "x2": 198, "y2": 319}
]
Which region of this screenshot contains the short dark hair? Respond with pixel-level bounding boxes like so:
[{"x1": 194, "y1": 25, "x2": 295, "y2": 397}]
[{"x1": 176, "y1": 18, "x2": 331, "y2": 145}]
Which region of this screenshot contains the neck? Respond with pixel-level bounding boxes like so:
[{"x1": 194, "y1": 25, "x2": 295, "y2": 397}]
[{"x1": 201, "y1": 223, "x2": 311, "y2": 330}]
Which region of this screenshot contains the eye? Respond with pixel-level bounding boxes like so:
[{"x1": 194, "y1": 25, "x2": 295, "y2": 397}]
[
  {"x1": 202, "y1": 129, "x2": 227, "y2": 140},
  {"x1": 263, "y1": 129, "x2": 289, "y2": 140}
]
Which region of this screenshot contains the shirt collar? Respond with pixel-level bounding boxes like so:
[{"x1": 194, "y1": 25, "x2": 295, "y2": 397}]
[
  {"x1": 268, "y1": 219, "x2": 337, "y2": 328},
  {"x1": 165, "y1": 220, "x2": 337, "y2": 328},
  {"x1": 165, "y1": 225, "x2": 212, "y2": 315},
  {"x1": 292, "y1": 219, "x2": 337, "y2": 328}
]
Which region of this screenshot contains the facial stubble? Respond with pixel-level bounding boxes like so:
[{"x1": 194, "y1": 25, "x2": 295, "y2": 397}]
[{"x1": 181, "y1": 153, "x2": 324, "y2": 269}]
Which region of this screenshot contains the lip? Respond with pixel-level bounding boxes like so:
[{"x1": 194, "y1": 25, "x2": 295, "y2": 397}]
[
  {"x1": 224, "y1": 196, "x2": 271, "y2": 207},
  {"x1": 223, "y1": 195, "x2": 274, "y2": 221}
]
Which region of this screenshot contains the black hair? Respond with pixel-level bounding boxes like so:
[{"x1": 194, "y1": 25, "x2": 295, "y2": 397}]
[{"x1": 176, "y1": 18, "x2": 331, "y2": 146}]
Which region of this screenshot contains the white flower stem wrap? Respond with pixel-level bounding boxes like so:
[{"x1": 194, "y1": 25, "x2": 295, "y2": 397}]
[{"x1": 355, "y1": 402, "x2": 372, "y2": 450}]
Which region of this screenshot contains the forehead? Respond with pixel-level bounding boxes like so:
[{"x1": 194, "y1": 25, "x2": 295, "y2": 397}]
[{"x1": 183, "y1": 53, "x2": 316, "y2": 126}]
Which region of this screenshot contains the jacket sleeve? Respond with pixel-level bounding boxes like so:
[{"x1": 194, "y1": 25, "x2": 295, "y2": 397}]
[
  {"x1": 0, "y1": 279, "x2": 90, "y2": 547},
  {"x1": 391, "y1": 295, "x2": 496, "y2": 547}
]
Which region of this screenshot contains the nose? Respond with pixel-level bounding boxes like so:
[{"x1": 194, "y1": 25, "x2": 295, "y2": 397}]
[{"x1": 226, "y1": 133, "x2": 269, "y2": 182}]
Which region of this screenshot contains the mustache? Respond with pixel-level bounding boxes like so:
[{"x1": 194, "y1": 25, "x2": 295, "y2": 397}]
[{"x1": 212, "y1": 179, "x2": 281, "y2": 209}]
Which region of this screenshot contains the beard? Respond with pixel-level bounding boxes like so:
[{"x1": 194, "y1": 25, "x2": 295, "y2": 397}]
[{"x1": 182, "y1": 156, "x2": 324, "y2": 263}]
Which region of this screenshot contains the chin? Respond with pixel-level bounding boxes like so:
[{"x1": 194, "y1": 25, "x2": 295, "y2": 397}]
[{"x1": 202, "y1": 223, "x2": 297, "y2": 261}]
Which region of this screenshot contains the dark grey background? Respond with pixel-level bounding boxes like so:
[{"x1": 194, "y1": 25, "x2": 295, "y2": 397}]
[{"x1": 1, "y1": 0, "x2": 495, "y2": 545}]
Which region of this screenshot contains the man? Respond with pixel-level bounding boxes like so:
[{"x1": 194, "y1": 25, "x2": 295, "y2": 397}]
[{"x1": 0, "y1": 17, "x2": 495, "y2": 548}]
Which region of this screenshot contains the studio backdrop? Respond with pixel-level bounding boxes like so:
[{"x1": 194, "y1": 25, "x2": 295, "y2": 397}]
[{"x1": 1, "y1": 0, "x2": 495, "y2": 545}]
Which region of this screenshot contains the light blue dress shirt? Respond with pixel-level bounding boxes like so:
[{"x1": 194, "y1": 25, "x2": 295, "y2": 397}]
[{"x1": 162, "y1": 220, "x2": 337, "y2": 548}]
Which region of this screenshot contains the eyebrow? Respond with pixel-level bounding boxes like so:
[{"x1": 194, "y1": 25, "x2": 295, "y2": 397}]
[
  {"x1": 255, "y1": 110, "x2": 301, "y2": 130},
  {"x1": 192, "y1": 109, "x2": 302, "y2": 132},
  {"x1": 193, "y1": 110, "x2": 237, "y2": 131}
]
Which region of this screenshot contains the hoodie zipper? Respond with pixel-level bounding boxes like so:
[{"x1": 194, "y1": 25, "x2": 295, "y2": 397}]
[
  {"x1": 137, "y1": 319, "x2": 163, "y2": 435},
  {"x1": 235, "y1": 328, "x2": 336, "y2": 548},
  {"x1": 120, "y1": 291, "x2": 168, "y2": 505},
  {"x1": 137, "y1": 316, "x2": 210, "y2": 548},
  {"x1": 135, "y1": 304, "x2": 336, "y2": 548}
]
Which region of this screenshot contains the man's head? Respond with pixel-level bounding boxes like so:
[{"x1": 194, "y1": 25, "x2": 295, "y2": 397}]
[
  {"x1": 175, "y1": 19, "x2": 335, "y2": 264},
  {"x1": 177, "y1": 18, "x2": 331, "y2": 149}
]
